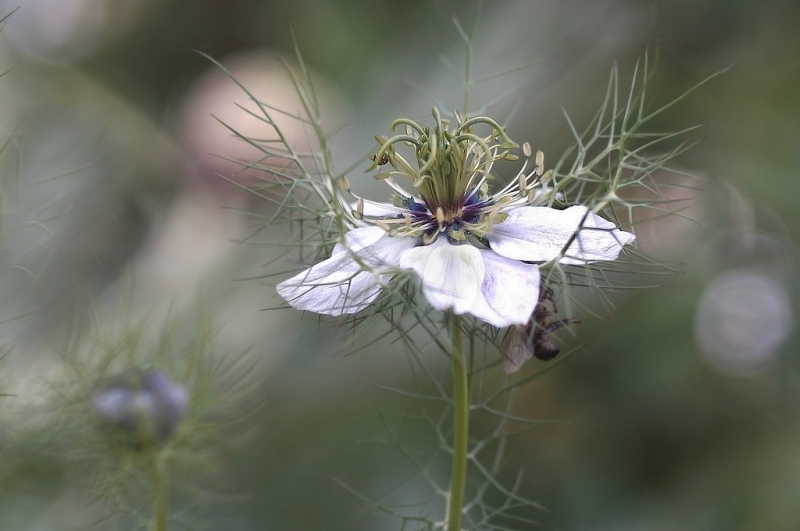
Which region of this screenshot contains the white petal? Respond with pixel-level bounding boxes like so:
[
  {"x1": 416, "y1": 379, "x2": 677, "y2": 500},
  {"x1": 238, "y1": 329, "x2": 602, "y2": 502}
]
[
  {"x1": 487, "y1": 205, "x2": 635, "y2": 264},
  {"x1": 332, "y1": 225, "x2": 388, "y2": 255},
  {"x1": 361, "y1": 233, "x2": 418, "y2": 269},
  {"x1": 529, "y1": 187, "x2": 564, "y2": 206},
  {"x1": 278, "y1": 233, "x2": 415, "y2": 315},
  {"x1": 349, "y1": 200, "x2": 411, "y2": 219},
  {"x1": 399, "y1": 239, "x2": 484, "y2": 314},
  {"x1": 277, "y1": 254, "x2": 380, "y2": 315},
  {"x1": 469, "y1": 250, "x2": 540, "y2": 327},
  {"x1": 362, "y1": 201, "x2": 402, "y2": 217}
]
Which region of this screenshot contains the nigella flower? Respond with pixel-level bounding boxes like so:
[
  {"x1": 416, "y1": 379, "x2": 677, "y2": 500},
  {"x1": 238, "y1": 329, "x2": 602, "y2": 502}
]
[
  {"x1": 93, "y1": 370, "x2": 188, "y2": 445},
  {"x1": 277, "y1": 109, "x2": 635, "y2": 328}
]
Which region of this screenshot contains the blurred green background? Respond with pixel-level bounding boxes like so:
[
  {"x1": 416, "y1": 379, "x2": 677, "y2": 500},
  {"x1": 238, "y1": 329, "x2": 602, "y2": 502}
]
[{"x1": 0, "y1": 0, "x2": 798, "y2": 529}]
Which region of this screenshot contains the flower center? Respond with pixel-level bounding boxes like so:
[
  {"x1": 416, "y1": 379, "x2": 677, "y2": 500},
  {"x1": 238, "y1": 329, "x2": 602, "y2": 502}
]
[{"x1": 359, "y1": 107, "x2": 551, "y2": 246}]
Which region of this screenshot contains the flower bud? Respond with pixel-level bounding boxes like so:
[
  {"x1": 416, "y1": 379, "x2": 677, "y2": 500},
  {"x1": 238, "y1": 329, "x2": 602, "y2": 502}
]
[{"x1": 92, "y1": 370, "x2": 188, "y2": 445}]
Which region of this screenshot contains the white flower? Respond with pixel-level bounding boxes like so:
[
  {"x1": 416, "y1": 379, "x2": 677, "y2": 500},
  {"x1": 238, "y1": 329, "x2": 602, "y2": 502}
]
[
  {"x1": 278, "y1": 204, "x2": 633, "y2": 327},
  {"x1": 277, "y1": 111, "x2": 635, "y2": 328}
]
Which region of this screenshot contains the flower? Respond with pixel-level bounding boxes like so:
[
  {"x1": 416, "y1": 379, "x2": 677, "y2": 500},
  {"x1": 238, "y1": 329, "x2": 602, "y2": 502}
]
[{"x1": 277, "y1": 109, "x2": 634, "y2": 328}]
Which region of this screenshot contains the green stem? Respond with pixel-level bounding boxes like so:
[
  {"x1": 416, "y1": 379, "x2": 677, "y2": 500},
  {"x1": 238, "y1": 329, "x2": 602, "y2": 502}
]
[
  {"x1": 151, "y1": 451, "x2": 168, "y2": 531},
  {"x1": 447, "y1": 314, "x2": 469, "y2": 531}
]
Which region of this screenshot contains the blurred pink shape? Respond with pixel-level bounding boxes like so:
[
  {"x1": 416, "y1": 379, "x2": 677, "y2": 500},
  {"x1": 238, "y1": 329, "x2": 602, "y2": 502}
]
[{"x1": 695, "y1": 269, "x2": 794, "y2": 378}]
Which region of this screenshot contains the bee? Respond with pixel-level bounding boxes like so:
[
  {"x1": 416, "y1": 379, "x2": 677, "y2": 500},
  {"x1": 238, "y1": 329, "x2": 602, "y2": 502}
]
[
  {"x1": 502, "y1": 286, "x2": 577, "y2": 373},
  {"x1": 371, "y1": 152, "x2": 390, "y2": 166}
]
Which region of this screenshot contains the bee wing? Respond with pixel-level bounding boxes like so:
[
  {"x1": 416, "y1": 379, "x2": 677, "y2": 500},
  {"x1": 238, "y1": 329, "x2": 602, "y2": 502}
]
[{"x1": 501, "y1": 328, "x2": 533, "y2": 374}]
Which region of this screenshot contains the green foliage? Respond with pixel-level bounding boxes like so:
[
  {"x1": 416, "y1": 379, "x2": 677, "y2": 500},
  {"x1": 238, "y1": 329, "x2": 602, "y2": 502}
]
[
  {"x1": 544, "y1": 51, "x2": 725, "y2": 318},
  {"x1": 25, "y1": 311, "x2": 258, "y2": 529}
]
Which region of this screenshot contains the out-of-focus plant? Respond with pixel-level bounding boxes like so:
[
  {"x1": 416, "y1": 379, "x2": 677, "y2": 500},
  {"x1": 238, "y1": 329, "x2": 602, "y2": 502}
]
[
  {"x1": 214, "y1": 2, "x2": 722, "y2": 529},
  {"x1": 30, "y1": 311, "x2": 257, "y2": 530}
]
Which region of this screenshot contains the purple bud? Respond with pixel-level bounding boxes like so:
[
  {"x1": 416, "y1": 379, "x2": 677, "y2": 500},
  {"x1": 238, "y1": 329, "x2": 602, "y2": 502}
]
[{"x1": 92, "y1": 370, "x2": 188, "y2": 444}]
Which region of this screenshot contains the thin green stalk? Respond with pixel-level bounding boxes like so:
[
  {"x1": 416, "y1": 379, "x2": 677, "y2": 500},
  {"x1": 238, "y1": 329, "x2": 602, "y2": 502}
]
[
  {"x1": 461, "y1": 0, "x2": 483, "y2": 118},
  {"x1": 447, "y1": 314, "x2": 469, "y2": 531},
  {"x1": 151, "y1": 451, "x2": 168, "y2": 531}
]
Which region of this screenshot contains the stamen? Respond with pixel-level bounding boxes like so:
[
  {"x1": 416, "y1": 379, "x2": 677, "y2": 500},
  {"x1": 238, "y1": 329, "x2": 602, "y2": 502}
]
[
  {"x1": 523, "y1": 142, "x2": 532, "y2": 158},
  {"x1": 435, "y1": 207, "x2": 446, "y2": 226},
  {"x1": 535, "y1": 151, "x2": 544, "y2": 176},
  {"x1": 382, "y1": 177, "x2": 414, "y2": 198},
  {"x1": 422, "y1": 231, "x2": 439, "y2": 245}
]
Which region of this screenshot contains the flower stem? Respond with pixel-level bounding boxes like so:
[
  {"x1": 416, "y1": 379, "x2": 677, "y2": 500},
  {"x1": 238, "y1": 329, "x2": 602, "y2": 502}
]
[
  {"x1": 151, "y1": 451, "x2": 168, "y2": 531},
  {"x1": 447, "y1": 314, "x2": 469, "y2": 531}
]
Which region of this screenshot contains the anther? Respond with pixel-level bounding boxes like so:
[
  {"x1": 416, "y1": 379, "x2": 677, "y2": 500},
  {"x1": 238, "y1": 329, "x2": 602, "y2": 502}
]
[
  {"x1": 535, "y1": 151, "x2": 544, "y2": 176},
  {"x1": 518, "y1": 173, "x2": 527, "y2": 193},
  {"x1": 523, "y1": 142, "x2": 532, "y2": 158}
]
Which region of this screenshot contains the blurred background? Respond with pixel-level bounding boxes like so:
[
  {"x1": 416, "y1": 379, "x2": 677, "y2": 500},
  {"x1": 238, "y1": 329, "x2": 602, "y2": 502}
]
[{"x1": 0, "y1": 0, "x2": 798, "y2": 529}]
